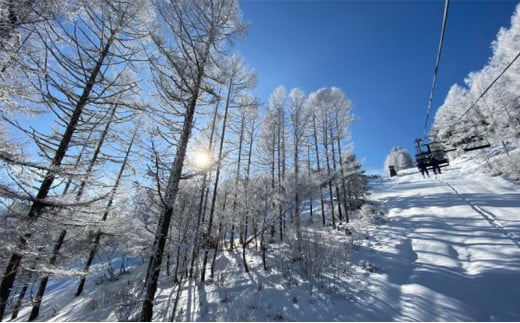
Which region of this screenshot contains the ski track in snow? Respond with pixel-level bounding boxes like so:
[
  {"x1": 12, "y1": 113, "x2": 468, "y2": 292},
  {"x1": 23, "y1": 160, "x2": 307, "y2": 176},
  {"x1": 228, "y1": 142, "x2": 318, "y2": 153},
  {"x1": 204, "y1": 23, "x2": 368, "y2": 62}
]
[
  {"x1": 441, "y1": 179, "x2": 520, "y2": 249},
  {"x1": 368, "y1": 160, "x2": 520, "y2": 321}
]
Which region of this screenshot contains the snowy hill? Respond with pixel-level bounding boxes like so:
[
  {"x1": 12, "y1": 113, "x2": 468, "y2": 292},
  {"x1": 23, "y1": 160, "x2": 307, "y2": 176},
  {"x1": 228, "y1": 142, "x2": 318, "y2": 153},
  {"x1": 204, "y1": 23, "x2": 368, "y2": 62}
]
[{"x1": 7, "y1": 154, "x2": 520, "y2": 322}]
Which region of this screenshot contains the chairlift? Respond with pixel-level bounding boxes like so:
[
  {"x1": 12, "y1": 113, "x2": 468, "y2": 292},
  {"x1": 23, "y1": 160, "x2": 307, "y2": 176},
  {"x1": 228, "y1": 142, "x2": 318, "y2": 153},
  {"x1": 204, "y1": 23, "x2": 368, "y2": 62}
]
[
  {"x1": 462, "y1": 126, "x2": 491, "y2": 151},
  {"x1": 414, "y1": 138, "x2": 450, "y2": 169},
  {"x1": 462, "y1": 136, "x2": 490, "y2": 151}
]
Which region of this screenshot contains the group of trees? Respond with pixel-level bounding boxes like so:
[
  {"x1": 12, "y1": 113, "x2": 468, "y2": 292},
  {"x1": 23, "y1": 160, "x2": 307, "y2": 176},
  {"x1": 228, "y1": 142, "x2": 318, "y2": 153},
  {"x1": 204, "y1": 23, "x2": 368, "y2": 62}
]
[
  {"x1": 0, "y1": 0, "x2": 367, "y2": 321},
  {"x1": 429, "y1": 2, "x2": 520, "y2": 176}
]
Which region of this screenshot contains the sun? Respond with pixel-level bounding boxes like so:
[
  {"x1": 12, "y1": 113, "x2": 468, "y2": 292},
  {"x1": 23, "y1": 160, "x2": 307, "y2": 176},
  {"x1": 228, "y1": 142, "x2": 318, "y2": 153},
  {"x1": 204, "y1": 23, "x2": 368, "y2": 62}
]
[{"x1": 193, "y1": 150, "x2": 212, "y2": 170}]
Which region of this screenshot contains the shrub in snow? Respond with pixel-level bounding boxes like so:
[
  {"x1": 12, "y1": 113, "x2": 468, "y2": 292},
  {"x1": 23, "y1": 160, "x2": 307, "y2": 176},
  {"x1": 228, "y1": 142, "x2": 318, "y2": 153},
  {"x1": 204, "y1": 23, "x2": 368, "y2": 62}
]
[
  {"x1": 360, "y1": 203, "x2": 386, "y2": 224},
  {"x1": 271, "y1": 226, "x2": 355, "y2": 296},
  {"x1": 86, "y1": 298, "x2": 99, "y2": 311},
  {"x1": 488, "y1": 149, "x2": 520, "y2": 181},
  {"x1": 219, "y1": 290, "x2": 232, "y2": 304},
  {"x1": 217, "y1": 272, "x2": 226, "y2": 287},
  {"x1": 359, "y1": 259, "x2": 377, "y2": 273}
]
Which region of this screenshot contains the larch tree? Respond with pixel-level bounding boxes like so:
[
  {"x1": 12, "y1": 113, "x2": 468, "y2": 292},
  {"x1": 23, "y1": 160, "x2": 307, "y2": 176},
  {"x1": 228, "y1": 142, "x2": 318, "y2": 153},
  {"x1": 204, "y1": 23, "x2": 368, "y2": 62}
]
[
  {"x1": 139, "y1": 0, "x2": 246, "y2": 320},
  {"x1": 287, "y1": 88, "x2": 311, "y2": 241},
  {"x1": 255, "y1": 86, "x2": 288, "y2": 241},
  {"x1": 309, "y1": 92, "x2": 337, "y2": 227},
  {"x1": 232, "y1": 95, "x2": 259, "y2": 273},
  {"x1": 75, "y1": 111, "x2": 146, "y2": 297},
  {"x1": 310, "y1": 105, "x2": 327, "y2": 225},
  {"x1": 341, "y1": 151, "x2": 368, "y2": 210},
  {"x1": 0, "y1": 0, "x2": 151, "y2": 319},
  {"x1": 200, "y1": 55, "x2": 256, "y2": 281},
  {"x1": 306, "y1": 87, "x2": 355, "y2": 226},
  {"x1": 256, "y1": 102, "x2": 281, "y2": 236},
  {"x1": 268, "y1": 86, "x2": 288, "y2": 241}
]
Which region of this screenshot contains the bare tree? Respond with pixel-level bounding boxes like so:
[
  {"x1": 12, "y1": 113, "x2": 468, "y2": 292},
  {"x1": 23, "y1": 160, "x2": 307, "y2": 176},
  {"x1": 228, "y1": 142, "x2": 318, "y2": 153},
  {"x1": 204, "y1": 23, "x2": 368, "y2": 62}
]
[
  {"x1": 266, "y1": 86, "x2": 288, "y2": 241},
  {"x1": 306, "y1": 87, "x2": 354, "y2": 227},
  {"x1": 75, "y1": 112, "x2": 144, "y2": 297},
  {"x1": 233, "y1": 96, "x2": 259, "y2": 273},
  {"x1": 310, "y1": 111, "x2": 326, "y2": 225},
  {"x1": 0, "y1": 0, "x2": 150, "y2": 319},
  {"x1": 287, "y1": 88, "x2": 311, "y2": 241},
  {"x1": 139, "y1": 0, "x2": 246, "y2": 320}
]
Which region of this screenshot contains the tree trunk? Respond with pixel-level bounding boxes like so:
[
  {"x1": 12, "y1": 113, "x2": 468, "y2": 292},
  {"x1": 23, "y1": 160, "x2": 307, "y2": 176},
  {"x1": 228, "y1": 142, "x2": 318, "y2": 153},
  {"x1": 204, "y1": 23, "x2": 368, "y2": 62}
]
[
  {"x1": 323, "y1": 120, "x2": 336, "y2": 229},
  {"x1": 173, "y1": 243, "x2": 183, "y2": 283},
  {"x1": 10, "y1": 279, "x2": 28, "y2": 320},
  {"x1": 277, "y1": 106, "x2": 285, "y2": 241},
  {"x1": 329, "y1": 128, "x2": 343, "y2": 221},
  {"x1": 261, "y1": 224, "x2": 268, "y2": 271},
  {"x1": 335, "y1": 117, "x2": 349, "y2": 223},
  {"x1": 46, "y1": 108, "x2": 116, "y2": 305},
  {"x1": 293, "y1": 129, "x2": 302, "y2": 242},
  {"x1": 201, "y1": 75, "x2": 232, "y2": 283},
  {"x1": 29, "y1": 230, "x2": 67, "y2": 321},
  {"x1": 229, "y1": 224, "x2": 235, "y2": 251},
  {"x1": 312, "y1": 114, "x2": 326, "y2": 226},
  {"x1": 210, "y1": 221, "x2": 223, "y2": 279},
  {"x1": 0, "y1": 252, "x2": 22, "y2": 320},
  {"x1": 190, "y1": 101, "x2": 219, "y2": 279},
  {"x1": 169, "y1": 271, "x2": 185, "y2": 322},
  {"x1": 270, "y1": 130, "x2": 276, "y2": 238},
  {"x1": 76, "y1": 230, "x2": 101, "y2": 296},
  {"x1": 232, "y1": 110, "x2": 245, "y2": 247},
  {"x1": 242, "y1": 242, "x2": 249, "y2": 273},
  {"x1": 139, "y1": 91, "x2": 201, "y2": 321},
  {"x1": 307, "y1": 145, "x2": 313, "y2": 222}
]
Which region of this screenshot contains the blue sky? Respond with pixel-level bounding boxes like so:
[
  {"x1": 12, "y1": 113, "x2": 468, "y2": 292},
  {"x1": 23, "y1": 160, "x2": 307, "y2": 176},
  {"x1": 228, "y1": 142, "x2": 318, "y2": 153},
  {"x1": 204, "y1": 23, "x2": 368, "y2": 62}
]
[{"x1": 235, "y1": 0, "x2": 519, "y2": 174}]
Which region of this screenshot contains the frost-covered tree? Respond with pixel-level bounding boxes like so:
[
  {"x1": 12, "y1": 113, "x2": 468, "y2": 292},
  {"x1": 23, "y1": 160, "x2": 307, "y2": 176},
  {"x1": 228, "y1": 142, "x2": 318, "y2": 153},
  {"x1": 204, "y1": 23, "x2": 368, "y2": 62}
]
[
  {"x1": 384, "y1": 146, "x2": 414, "y2": 172},
  {"x1": 229, "y1": 95, "x2": 259, "y2": 273},
  {"x1": 139, "y1": 0, "x2": 246, "y2": 320},
  {"x1": 0, "y1": 0, "x2": 151, "y2": 319},
  {"x1": 257, "y1": 86, "x2": 288, "y2": 240},
  {"x1": 200, "y1": 55, "x2": 256, "y2": 281},
  {"x1": 430, "y1": 84, "x2": 471, "y2": 147},
  {"x1": 341, "y1": 151, "x2": 368, "y2": 209},
  {"x1": 307, "y1": 87, "x2": 354, "y2": 227},
  {"x1": 287, "y1": 87, "x2": 311, "y2": 239}
]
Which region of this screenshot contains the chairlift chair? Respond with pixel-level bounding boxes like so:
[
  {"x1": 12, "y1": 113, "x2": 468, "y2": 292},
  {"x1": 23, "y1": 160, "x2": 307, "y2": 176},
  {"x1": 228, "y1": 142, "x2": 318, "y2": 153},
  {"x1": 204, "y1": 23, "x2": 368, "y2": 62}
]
[
  {"x1": 462, "y1": 135, "x2": 491, "y2": 152},
  {"x1": 414, "y1": 138, "x2": 450, "y2": 169}
]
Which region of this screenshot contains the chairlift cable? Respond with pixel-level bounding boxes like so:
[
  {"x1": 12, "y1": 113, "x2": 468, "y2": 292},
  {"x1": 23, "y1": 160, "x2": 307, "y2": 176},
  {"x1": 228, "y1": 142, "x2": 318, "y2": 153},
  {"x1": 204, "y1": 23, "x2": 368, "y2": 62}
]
[{"x1": 423, "y1": 0, "x2": 450, "y2": 139}]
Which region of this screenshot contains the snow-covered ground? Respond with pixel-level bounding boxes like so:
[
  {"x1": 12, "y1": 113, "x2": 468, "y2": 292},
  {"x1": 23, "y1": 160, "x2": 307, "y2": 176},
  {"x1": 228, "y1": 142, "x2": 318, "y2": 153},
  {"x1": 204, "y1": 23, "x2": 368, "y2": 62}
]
[
  {"x1": 364, "y1": 156, "x2": 520, "y2": 321},
  {"x1": 7, "y1": 154, "x2": 520, "y2": 321}
]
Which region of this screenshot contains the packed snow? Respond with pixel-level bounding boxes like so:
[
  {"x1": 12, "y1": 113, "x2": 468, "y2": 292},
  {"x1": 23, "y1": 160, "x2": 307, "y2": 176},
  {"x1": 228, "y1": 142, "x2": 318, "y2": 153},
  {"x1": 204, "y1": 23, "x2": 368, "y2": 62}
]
[
  {"x1": 366, "y1": 154, "x2": 520, "y2": 321},
  {"x1": 7, "y1": 153, "x2": 520, "y2": 322}
]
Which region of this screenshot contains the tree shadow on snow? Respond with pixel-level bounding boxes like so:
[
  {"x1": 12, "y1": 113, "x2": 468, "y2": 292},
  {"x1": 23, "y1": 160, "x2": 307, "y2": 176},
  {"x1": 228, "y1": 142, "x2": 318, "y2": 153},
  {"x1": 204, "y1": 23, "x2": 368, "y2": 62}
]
[{"x1": 365, "y1": 193, "x2": 520, "y2": 321}]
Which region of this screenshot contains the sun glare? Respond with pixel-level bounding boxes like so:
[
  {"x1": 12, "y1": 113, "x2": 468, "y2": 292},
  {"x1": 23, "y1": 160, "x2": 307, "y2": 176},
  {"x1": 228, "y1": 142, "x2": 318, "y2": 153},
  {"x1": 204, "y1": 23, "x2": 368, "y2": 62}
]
[{"x1": 193, "y1": 150, "x2": 212, "y2": 170}]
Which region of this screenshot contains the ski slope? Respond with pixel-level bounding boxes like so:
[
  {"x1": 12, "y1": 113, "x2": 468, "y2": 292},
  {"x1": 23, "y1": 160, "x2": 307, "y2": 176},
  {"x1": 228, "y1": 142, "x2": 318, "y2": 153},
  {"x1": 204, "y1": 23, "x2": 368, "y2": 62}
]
[
  {"x1": 366, "y1": 158, "x2": 520, "y2": 321},
  {"x1": 7, "y1": 155, "x2": 520, "y2": 322}
]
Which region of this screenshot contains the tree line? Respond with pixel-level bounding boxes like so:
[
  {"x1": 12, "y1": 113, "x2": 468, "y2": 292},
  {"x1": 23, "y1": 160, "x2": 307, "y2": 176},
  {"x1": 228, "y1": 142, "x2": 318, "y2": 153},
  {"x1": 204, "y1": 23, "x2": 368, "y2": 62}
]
[{"x1": 0, "y1": 0, "x2": 367, "y2": 321}]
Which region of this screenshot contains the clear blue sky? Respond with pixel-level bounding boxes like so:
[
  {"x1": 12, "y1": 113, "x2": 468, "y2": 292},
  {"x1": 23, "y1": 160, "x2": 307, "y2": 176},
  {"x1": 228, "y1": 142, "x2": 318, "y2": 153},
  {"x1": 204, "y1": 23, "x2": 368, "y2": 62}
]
[{"x1": 235, "y1": 0, "x2": 519, "y2": 174}]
